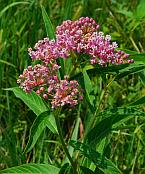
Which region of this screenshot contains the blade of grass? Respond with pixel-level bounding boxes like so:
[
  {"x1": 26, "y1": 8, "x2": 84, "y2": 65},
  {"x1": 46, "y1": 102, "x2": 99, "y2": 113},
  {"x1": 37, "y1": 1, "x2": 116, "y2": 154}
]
[
  {"x1": 41, "y1": 5, "x2": 55, "y2": 39},
  {"x1": 0, "y1": 2, "x2": 30, "y2": 18},
  {"x1": 63, "y1": 0, "x2": 73, "y2": 20}
]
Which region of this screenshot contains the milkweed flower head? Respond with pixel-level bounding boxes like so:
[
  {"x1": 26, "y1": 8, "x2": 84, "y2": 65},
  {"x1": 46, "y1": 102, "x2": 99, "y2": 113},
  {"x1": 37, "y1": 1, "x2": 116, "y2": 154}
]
[
  {"x1": 55, "y1": 17, "x2": 133, "y2": 65},
  {"x1": 56, "y1": 17, "x2": 99, "y2": 54},
  {"x1": 50, "y1": 76, "x2": 82, "y2": 108},
  {"x1": 18, "y1": 17, "x2": 134, "y2": 108},
  {"x1": 17, "y1": 65, "x2": 82, "y2": 108},
  {"x1": 17, "y1": 64, "x2": 60, "y2": 93}
]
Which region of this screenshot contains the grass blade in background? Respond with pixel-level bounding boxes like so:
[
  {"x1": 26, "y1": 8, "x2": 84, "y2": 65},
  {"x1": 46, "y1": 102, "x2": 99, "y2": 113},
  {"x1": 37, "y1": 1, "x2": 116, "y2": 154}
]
[
  {"x1": 41, "y1": 5, "x2": 55, "y2": 39},
  {"x1": 25, "y1": 111, "x2": 58, "y2": 153},
  {"x1": 0, "y1": 163, "x2": 60, "y2": 174},
  {"x1": 0, "y1": 60, "x2": 16, "y2": 68},
  {"x1": 41, "y1": 4, "x2": 65, "y2": 79},
  {"x1": 0, "y1": 1, "x2": 30, "y2": 18},
  {"x1": 63, "y1": 0, "x2": 73, "y2": 20}
]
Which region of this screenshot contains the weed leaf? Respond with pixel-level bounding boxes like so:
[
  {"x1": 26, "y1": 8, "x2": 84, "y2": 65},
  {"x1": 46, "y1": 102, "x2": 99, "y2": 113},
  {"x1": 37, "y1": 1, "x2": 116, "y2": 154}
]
[
  {"x1": 0, "y1": 163, "x2": 60, "y2": 173},
  {"x1": 83, "y1": 70, "x2": 94, "y2": 106},
  {"x1": 70, "y1": 140, "x2": 122, "y2": 174},
  {"x1": 7, "y1": 87, "x2": 48, "y2": 116},
  {"x1": 129, "y1": 96, "x2": 145, "y2": 106},
  {"x1": 41, "y1": 5, "x2": 55, "y2": 39},
  {"x1": 25, "y1": 111, "x2": 58, "y2": 152},
  {"x1": 135, "y1": 0, "x2": 145, "y2": 19},
  {"x1": 85, "y1": 107, "x2": 145, "y2": 147}
]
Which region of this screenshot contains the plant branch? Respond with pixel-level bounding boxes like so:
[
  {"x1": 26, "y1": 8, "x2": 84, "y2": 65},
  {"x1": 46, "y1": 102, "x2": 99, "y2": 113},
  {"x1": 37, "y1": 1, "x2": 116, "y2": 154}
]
[{"x1": 54, "y1": 108, "x2": 77, "y2": 174}]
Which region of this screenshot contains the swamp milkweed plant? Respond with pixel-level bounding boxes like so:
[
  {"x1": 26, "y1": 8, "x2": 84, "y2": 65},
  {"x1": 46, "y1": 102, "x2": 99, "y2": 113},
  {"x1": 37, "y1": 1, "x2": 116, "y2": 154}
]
[{"x1": 17, "y1": 17, "x2": 134, "y2": 109}]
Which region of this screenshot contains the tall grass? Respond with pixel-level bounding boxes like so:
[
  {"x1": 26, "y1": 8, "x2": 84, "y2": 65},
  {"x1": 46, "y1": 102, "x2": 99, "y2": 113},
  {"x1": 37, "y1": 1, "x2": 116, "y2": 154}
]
[{"x1": 0, "y1": 0, "x2": 145, "y2": 173}]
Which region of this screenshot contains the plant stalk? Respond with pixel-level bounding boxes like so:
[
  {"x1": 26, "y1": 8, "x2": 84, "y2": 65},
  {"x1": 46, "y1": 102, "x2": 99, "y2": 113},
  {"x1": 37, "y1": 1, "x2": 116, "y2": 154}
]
[
  {"x1": 84, "y1": 76, "x2": 116, "y2": 139},
  {"x1": 54, "y1": 108, "x2": 77, "y2": 174}
]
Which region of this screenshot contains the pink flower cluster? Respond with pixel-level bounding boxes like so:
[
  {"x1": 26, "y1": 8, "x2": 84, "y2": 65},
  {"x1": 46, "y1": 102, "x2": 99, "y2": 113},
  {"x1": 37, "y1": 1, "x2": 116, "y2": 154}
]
[
  {"x1": 28, "y1": 17, "x2": 133, "y2": 66},
  {"x1": 56, "y1": 17, "x2": 99, "y2": 55},
  {"x1": 18, "y1": 17, "x2": 134, "y2": 108},
  {"x1": 17, "y1": 64, "x2": 82, "y2": 108},
  {"x1": 50, "y1": 76, "x2": 82, "y2": 108}
]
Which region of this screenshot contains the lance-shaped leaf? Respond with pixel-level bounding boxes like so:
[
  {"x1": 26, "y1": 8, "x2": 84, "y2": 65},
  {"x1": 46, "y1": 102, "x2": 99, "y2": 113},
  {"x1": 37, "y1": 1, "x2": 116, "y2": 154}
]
[
  {"x1": 6, "y1": 87, "x2": 48, "y2": 116},
  {"x1": 116, "y1": 64, "x2": 145, "y2": 79},
  {"x1": 0, "y1": 163, "x2": 60, "y2": 174},
  {"x1": 70, "y1": 140, "x2": 122, "y2": 174},
  {"x1": 41, "y1": 5, "x2": 55, "y2": 39},
  {"x1": 129, "y1": 96, "x2": 145, "y2": 106},
  {"x1": 83, "y1": 70, "x2": 95, "y2": 107},
  {"x1": 25, "y1": 111, "x2": 58, "y2": 152},
  {"x1": 85, "y1": 107, "x2": 145, "y2": 147}
]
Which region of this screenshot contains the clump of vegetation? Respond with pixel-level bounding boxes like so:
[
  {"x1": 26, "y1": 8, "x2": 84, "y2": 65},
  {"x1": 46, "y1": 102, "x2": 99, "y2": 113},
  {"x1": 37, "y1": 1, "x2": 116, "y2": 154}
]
[{"x1": 1, "y1": 0, "x2": 145, "y2": 173}]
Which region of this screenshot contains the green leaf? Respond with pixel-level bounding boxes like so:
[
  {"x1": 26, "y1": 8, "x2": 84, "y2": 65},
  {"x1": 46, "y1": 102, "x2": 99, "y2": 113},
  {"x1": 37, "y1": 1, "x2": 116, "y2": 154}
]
[
  {"x1": 139, "y1": 72, "x2": 145, "y2": 86},
  {"x1": 25, "y1": 111, "x2": 58, "y2": 152},
  {"x1": 88, "y1": 64, "x2": 130, "y2": 74},
  {"x1": 83, "y1": 70, "x2": 93, "y2": 94},
  {"x1": 100, "y1": 159, "x2": 122, "y2": 174},
  {"x1": 130, "y1": 53, "x2": 145, "y2": 64},
  {"x1": 7, "y1": 87, "x2": 48, "y2": 116},
  {"x1": 85, "y1": 107, "x2": 145, "y2": 147},
  {"x1": 116, "y1": 64, "x2": 145, "y2": 79},
  {"x1": 70, "y1": 140, "x2": 106, "y2": 168},
  {"x1": 83, "y1": 70, "x2": 94, "y2": 106},
  {"x1": 41, "y1": 5, "x2": 55, "y2": 39},
  {"x1": 71, "y1": 64, "x2": 130, "y2": 81},
  {"x1": 59, "y1": 163, "x2": 72, "y2": 174},
  {"x1": 0, "y1": 163, "x2": 60, "y2": 173},
  {"x1": 80, "y1": 166, "x2": 95, "y2": 174},
  {"x1": 135, "y1": 0, "x2": 145, "y2": 19},
  {"x1": 70, "y1": 141, "x2": 122, "y2": 174},
  {"x1": 117, "y1": 9, "x2": 133, "y2": 18},
  {"x1": 68, "y1": 117, "x2": 80, "y2": 156},
  {"x1": 64, "y1": 57, "x2": 73, "y2": 75},
  {"x1": 129, "y1": 96, "x2": 145, "y2": 106}
]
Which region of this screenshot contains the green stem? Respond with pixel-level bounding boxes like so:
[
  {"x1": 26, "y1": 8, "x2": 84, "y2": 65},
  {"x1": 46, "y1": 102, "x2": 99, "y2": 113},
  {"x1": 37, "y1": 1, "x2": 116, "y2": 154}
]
[
  {"x1": 54, "y1": 108, "x2": 77, "y2": 174},
  {"x1": 84, "y1": 76, "x2": 116, "y2": 139},
  {"x1": 93, "y1": 76, "x2": 116, "y2": 125},
  {"x1": 129, "y1": 36, "x2": 140, "y2": 53}
]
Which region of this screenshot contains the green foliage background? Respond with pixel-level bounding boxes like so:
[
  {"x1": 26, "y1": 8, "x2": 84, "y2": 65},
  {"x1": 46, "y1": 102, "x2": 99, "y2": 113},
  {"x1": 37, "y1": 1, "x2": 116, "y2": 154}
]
[{"x1": 1, "y1": 0, "x2": 145, "y2": 173}]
